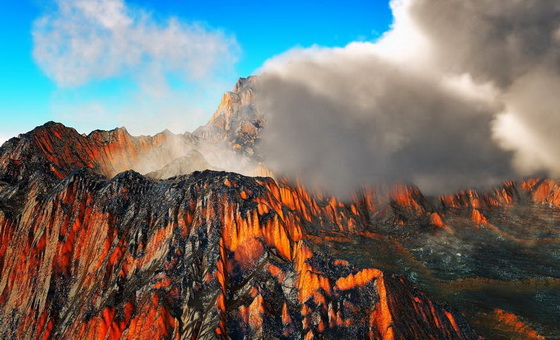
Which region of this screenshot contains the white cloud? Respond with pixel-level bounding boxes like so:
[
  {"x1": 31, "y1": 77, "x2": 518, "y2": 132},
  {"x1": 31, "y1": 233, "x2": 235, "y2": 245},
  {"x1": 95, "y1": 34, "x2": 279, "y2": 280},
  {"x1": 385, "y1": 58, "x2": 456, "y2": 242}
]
[
  {"x1": 32, "y1": 0, "x2": 239, "y2": 95},
  {"x1": 31, "y1": 0, "x2": 240, "y2": 135}
]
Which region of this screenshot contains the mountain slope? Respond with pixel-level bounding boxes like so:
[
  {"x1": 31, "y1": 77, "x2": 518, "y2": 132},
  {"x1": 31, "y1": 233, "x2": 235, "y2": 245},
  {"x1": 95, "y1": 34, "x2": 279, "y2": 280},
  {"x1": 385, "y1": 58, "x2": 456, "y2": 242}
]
[
  {"x1": 0, "y1": 122, "x2": 199, "y2": 180},
  {"x1": 1, "y1": 77, "x2": 559, "y2": 339},
  {"x1": 0, "y1": 163, "x2": 476, "y2": 339}
]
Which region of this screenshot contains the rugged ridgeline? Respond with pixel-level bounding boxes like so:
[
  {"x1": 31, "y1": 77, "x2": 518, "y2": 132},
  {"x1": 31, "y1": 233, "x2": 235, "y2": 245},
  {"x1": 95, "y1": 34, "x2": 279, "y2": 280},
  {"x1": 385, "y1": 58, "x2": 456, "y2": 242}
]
[
  {"x1": 0, "y1": 77, "x2": 559, "y2": 339},
  {"x1": 0, "y1": 122, "x2": 201, "y2": 180},
  {"x1": 0, "y1": 136, "x2": 477, "y2": 339},
  {"x1": 0, "y1": 78, "x2": 262, "y2": 183}
]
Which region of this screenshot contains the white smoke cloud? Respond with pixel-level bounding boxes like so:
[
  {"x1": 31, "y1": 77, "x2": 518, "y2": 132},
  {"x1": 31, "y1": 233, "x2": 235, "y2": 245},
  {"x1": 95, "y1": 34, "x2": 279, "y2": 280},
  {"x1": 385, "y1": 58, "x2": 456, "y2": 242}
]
[
  {"x1": 493, "y1": 69, "x2": 560, "y2": 177},
  {"x1": 32, "y1": 0, "x2": 239, "y2": 93},
  {"x1": 256, "y1": 0, "x2": 560, "y2": 196}
]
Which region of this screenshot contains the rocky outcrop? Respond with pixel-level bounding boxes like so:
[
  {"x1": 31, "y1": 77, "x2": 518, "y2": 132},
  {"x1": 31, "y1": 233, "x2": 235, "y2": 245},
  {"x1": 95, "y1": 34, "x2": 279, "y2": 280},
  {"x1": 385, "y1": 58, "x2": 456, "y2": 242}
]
[
  {"x1": 194, "y1": 76, "x2": 264, "y2": 160},
  {"x1": 470, "y1": 209, "x2": 487, "y2": 225},
  {"x1": 0, "y1": 165, "x2": 476, "y2": 339},
  {"x1": 439, "y1": 178, "x2": 560, "y2": 209}
]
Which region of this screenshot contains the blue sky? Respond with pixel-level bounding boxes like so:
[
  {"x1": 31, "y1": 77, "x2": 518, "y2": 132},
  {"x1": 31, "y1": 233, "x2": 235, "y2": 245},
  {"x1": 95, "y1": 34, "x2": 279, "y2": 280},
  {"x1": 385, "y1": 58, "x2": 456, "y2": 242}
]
[{"x1": 0, "y1": 0, "x2": 392, "y2": 141}]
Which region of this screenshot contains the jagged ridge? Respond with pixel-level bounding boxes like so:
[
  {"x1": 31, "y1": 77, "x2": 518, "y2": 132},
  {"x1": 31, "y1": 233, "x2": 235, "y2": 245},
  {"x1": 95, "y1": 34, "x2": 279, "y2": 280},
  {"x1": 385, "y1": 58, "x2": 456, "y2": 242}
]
[
  {"x1": 0, "y1": 165, "x2": 476, "y2": 339},
  {"x1": 2, "y1": 75, "x2": 559, "y2": 338}
]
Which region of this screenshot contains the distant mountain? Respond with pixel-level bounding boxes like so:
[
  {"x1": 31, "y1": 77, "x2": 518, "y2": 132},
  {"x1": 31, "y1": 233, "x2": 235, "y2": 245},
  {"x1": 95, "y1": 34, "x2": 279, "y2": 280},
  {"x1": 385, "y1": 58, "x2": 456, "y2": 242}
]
[{"x1": 0, "y1": 78, "x2": 558, "y2": 339}]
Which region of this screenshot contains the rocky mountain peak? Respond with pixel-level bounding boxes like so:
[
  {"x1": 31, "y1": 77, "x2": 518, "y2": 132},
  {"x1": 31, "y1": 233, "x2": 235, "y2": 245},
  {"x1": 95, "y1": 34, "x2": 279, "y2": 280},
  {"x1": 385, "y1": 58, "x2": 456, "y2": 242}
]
[
  {"x1": 195, "y1": 76, "x2": 263, "y2": 160},
  {"x1": 0, "y1": 78, "x2": 558, "y2": 339}
]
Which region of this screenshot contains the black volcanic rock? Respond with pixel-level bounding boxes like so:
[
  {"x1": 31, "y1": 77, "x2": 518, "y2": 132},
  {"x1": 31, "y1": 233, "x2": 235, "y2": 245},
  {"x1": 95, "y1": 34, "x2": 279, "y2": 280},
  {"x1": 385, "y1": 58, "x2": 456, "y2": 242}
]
[{"x1": 0, "y1": 163, "x2": 477, "y2": 339}]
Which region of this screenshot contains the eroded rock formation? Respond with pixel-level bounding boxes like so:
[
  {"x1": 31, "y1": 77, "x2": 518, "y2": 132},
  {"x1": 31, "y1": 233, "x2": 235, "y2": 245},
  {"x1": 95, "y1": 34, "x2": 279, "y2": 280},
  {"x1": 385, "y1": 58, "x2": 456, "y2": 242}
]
[
  {"x1": 1, "y1": 77, "x2": 559, "y2": 339},
  {"x1": 0, "y1": 160, "x2": 476, "y2": 338}
]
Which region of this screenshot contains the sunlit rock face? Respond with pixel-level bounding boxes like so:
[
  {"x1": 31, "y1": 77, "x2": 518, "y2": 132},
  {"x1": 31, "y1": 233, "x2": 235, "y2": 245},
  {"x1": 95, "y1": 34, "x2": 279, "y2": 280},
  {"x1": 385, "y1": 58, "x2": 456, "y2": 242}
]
[
  {"x1": 1, "y1": 77, "x2": 559, "y2": 339},
  {"x1": 0, "y1": 122, "x2": 200, "y2": 180},
  {"x1": 194, "y1": 76, "x2": 264, "y2": 161},
  {"x1": 0, "y1": 77, "x2": 263, "y2": 183},
  {"x1": 0, "y1": 158, "x2": 476, "y2": 339}
]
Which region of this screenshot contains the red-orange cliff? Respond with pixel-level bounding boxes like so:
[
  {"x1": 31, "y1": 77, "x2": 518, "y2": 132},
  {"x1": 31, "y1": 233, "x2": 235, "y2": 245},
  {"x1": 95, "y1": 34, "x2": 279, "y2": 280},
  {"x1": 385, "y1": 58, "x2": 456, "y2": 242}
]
[{"x1": 0, "y1": 122, "x2": 478, "y2": 339}]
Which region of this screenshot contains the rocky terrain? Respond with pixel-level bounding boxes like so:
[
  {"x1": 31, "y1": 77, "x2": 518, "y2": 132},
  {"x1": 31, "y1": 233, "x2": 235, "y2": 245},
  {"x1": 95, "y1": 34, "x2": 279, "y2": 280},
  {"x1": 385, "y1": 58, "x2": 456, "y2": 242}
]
[
  {"x1": 0, "y1": 77, "x2": 558, "y2": 339},
  {"x1": 193, "y1": 76, "x2": 264, "y2": 162}
]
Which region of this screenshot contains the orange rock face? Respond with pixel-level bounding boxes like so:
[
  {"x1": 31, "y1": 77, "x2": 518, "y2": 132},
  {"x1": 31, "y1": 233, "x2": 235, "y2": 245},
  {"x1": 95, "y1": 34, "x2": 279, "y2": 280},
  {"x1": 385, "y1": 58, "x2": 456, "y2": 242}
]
[
  {"x1": 0, "y1": 123, "x2": 478, "y2": 339},
  {"x1": 439, "y1": 178, "x2": 560, "y2": 210},
  {"x1": 0, "y1": 122, "x2": 202, "y2": 180},
  {"x1": 429, "y1": 212, "x2": 446, "y2": 228},
  {"x1": 194, "y1": 76, "x2": 264, "y2": 160},
  {"x1": 470, "y1": 209, "x2": 488, "y2": 225},
  {"x1": 493, "y1": 309, "x2": 545, "y2": 339},
  {"x1": 2, "y1": 77, "x2": 559, "y2": 339}
]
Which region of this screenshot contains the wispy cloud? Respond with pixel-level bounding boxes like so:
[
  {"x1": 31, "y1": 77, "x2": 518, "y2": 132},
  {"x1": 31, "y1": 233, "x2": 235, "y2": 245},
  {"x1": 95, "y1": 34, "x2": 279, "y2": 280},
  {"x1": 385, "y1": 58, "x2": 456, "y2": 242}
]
[
  {"x1": 32, "y1": 0, "x2": 240, "y2": 135},
  {"x1": 33, "y1": 0, "x2": 239, "y2": 92},
  {"x1": 51, "y1": 91, "x2": 213, "y2": 136}
]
